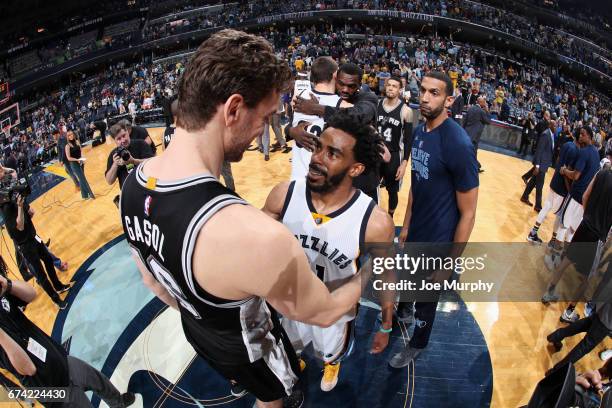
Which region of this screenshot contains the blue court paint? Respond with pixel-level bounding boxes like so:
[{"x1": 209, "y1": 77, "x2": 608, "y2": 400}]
[
  {"x1": 53, "y1": 237, "x2": 493, "y2": 407},
  {"x1": 27, "y1": 170, "x2": 65, "y2": 203}
]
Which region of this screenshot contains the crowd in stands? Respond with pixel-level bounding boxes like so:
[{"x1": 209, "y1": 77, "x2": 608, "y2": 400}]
[
  {"x1": 142, "y1": 0, "x2": 611, "y2": 75},
  {"x1": 1, "y1": 60, "x2": 182, "y2": 173},
  {"x1": 4, "y1": 21, "x2": 609, "y2": 178},
  {"x1": 1, "y1": 0, "x2": 609, "y2": 83}
]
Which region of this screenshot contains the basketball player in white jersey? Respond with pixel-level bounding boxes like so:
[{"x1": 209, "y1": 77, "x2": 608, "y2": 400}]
[
  {"x1": 263, "y1": 111, "x2": 395, "y2": 391},
  {"x1": 120, "y1": 30, "x2": 368, "y2": 408},
  {"x1": 290, "y1": 57, "x2": 353, "y2": 181}
]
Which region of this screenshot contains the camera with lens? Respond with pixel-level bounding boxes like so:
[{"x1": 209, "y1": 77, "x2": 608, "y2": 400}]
[
  {"x1": 116, "y1": 146, "x2": 131, "y2": 162},
  {"x1": 0, "y1": 176, "x2": 32, "y2": 205}
]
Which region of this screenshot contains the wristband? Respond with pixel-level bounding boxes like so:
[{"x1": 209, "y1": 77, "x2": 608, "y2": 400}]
[{"x1": 379, "y1": 326, "x2": 392, "y2": 334}]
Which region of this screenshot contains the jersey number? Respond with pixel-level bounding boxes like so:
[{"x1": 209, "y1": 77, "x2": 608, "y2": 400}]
[
  {"x1": 315, "y1": 264, "x2": 325, "y2": 281},
  {"x1": 131, "y1": 247, "x2": 202, "y2": 319},
  {"x1": 378, "y1": 127, "x2": 392, "y2": 142}
]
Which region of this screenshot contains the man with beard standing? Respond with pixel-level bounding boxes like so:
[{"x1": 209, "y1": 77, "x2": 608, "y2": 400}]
[
  {"x1": 390, "y1": 71, "x2": 479, "y2": 367},
  {"x1": 263, "y1": 111, "x2": 394, "y2": 392},
  {"x1": 291, "y1": 63, "x2": 385, "y2": 201}
]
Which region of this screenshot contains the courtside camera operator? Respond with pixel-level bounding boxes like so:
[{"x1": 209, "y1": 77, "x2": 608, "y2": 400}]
[
  {"x1": 0, "y1": 172, "x2": 70, "y2": 308},
  {"x1": 105, "y1": 122, "x2": 154, "y2": 207}
]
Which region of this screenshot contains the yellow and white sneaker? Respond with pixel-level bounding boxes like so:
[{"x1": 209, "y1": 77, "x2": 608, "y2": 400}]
[{"x1": 320, "y1": 362, "x2": 340, "y2": 392}]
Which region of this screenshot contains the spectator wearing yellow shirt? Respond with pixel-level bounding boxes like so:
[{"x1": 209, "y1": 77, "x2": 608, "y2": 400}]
[
  {"x1": 295, "y1": 56, "x2": 305, "y2": 72},
  {"x1": 495, "y1": 86, "x2": 505, "y2": 105}
]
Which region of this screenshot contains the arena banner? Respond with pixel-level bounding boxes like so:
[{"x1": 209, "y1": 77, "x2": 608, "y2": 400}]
[
  {"x1": 8, "y1": 9, "x2": 610, "y2": 94},
  {"x1": 256, "y1": 11, "x2": 315, "y2": 24},
  {"x1": 366, "y1": 10, "x2": 434, "y2": 22},
  {"x1": 67, "y1": 17, "x2": 103, "y2": 33}
]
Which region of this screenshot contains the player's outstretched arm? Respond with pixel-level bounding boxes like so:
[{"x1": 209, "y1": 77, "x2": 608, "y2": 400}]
[
  {"x1": 261, "y1": 225, "x2": 363, "y2": 328},
  {"x1": 196, "y1": 205, "x2": 363, "y2": 328}
]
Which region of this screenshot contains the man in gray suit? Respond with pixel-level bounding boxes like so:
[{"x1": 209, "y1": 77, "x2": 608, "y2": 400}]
[
  {"x1": 522, "y1": 120, "x2": 556, "y2": 211},
  {"x1": 463, "y1": 96, "x2": 490, "y2": 172}
]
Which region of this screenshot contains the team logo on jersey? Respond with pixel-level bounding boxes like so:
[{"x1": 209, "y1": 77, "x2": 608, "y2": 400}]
[
  {"x1": 144, "y1": 196, "x2": 152, "y2": 217},
  {"x1": 1, "y1": 298, "x2": 10, "y2": 312}
]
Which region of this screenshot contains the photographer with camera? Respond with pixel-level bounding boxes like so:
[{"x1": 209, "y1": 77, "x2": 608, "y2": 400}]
[
  {"x1": 0, "y1": 190, "x2": 70, "y2": 308},
  {"x1": 105, "y1": 122, "x2": 154, "y2": 206},
  {"x1": 115, "y1": 119, "x2": 157, "y2": 155}
]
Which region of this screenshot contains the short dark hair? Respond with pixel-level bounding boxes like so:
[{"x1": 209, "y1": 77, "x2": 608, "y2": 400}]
[
  {"x1": 177, "y1": 29, "x2": 291, "y2": 132},
  {"x1": 325, "y1": 111, "x2": 382, "y2": 172},
  {"x1": 387, "y1": 76, "x2": 403, "y2": 86},
  {"x1": 582, "y1": 126, "x2": 594, "y2": 139},
  {"x1": 423, "y1": 71, "x2": 454, "y2": 97},
  {"x1": 338, "y1": 63, "x2": 363, "y2": 81},
  {"x1": 310, "y1": 57, "x2": 338, "y2": 84}
]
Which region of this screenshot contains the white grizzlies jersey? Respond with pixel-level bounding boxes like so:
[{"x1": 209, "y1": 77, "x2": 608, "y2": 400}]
[
  {"x1": 281, "y1": 179, "x2": 375, "y2": 322},
  {"x1": 290, "y1": 90, "x2": 342, "y2": 181},
  {"x1": 294, "y1": 78, "x2": 311, "y2": 96}
]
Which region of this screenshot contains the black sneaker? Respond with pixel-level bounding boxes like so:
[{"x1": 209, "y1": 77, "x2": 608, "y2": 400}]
[
  {"x1": 560, "y1": 307, "x2": 580, "y2": 324},
  {"x1": 230, "y1": 383, "x2": 247, "y2": 398},
  {"x1": 282, "y1": 145, "x2": 292, "y2": 153},
  {"x1": 283, "y1": 389, "x2": 304, "y2": 408},
  {"x1": 527, "y1": 232, "x2": 543, "y2": 244},
  {"x1": 121, "y1": 392, "x2": 136, "y2": 407}
]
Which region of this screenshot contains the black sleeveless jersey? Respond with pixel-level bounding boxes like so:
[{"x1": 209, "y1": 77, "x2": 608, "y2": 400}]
[
  {"x1": 163, "y1": 126, "x2": 175, "y2": 149},
  {"x1": 120, "y1": 164, "x2": 285, "y2": 365},
  {"x1": 377, "y1": 100, "x2": 404, "y2": 152}
]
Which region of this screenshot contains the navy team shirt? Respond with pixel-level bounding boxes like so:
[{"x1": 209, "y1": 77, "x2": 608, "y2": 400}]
[
  {"x1": 549, "y1": 141, "x2": 578, "y2": 196},
  {"x1": 409, "y1": 118, "x2": 479, "y2": 242},
  {"x1": 570, "y1": 144, "x2": 600, "y2": 204}
]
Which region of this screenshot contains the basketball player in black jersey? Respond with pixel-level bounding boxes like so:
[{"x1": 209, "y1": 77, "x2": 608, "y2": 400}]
[
  {"x1": 120, "y1": 30, "x2": 366, "y2": 408},
  {"x1": 377, "y1": 76, "x2": 414, "y2": 218}
]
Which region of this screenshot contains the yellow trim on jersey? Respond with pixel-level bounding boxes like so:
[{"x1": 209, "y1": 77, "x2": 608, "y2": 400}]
[
  {"x1": 146, "y1": 177, "x2": 157, "y2": 190},
  {"x1": 311, "y1": 212, "x2": 332, "y2": 225}
]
